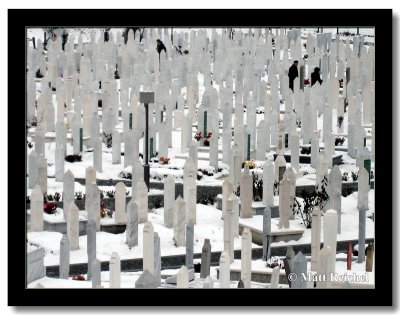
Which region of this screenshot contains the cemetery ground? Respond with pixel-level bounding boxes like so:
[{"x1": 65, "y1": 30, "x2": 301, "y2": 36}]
[{"x1": 26, "y1": 27, "x2": 375, "y2": 289}]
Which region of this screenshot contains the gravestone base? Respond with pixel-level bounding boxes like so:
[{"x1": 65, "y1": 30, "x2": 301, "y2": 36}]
[
  {"x1": 165, "y1": 269, "x2": 195, "y2": 284},
  {"x1": 27, "y1": 247, "x2": 46, "y2": 284},
  {"x1": 215, "y1": 267, "x2": 289, "y2": 285},
  {"x1": 27, "y1": 214, "x2": 88, "y2": 235},
  {"x1": 216, "y1": 195, "x2": 280, "y2": 218},
  {"x1": 273, "y1": 153, "x2": 343, "y2": 166},
  {"x1": 239, "y1": 222, "x2": 305, "y2": 244}
]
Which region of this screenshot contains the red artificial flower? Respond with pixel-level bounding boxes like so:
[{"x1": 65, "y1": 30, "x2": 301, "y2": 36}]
[{"x1": 43, "y1": 202, "x2": 57, "y2": 214}]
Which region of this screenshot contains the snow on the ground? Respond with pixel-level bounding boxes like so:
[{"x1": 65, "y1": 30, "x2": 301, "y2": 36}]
[
  {"x1": 27, "y1": 204, "x2": 261, "y2": 266},
  {"x1": 240, "y1": 189, "x2": 374, "y2": 247}
]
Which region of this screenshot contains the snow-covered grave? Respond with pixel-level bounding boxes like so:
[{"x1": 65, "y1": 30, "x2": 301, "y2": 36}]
[{"x1": 26, "y1": 27, "x2": 374, "y2": 288}]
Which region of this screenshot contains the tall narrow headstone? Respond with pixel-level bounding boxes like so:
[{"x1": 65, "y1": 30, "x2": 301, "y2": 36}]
[
  {"x1": 28, "y1": 151, "x2": 39, "y2": 188},
  {"x1": 289, "y1": 132, "x2": 300, "y2": 172},
  {"x1": 87, "y1": 183, "x2": 100, "y2": 231},
  {"x1": 173, "y1": 196, "x2": 186, "y2": 246},
  {"x1": 126, "y1": 200, "x2": 138, "y2": 248},
  {"x1": 59, "y1": 234, "x2": 70, "y2": 279},
  {"x1": 112, "y1": 130, "x2": 121, "y2": 164},
  {"x1": 286, "y1": 246, "x2": 296, "y2": 271},
  {"x1": 55, "y1": 145, "x2": 65, "y2": 182},
  {"x1": 270, "y1": 266, "x2": 280, "y2": 288},
  {"x1": 256, "y1": 120, "x2": 266, "y2": 160},
  {"x1": 137, "y1": 180, "x2": 148, "y2": 223},
  {"x1": 109, "y1": 252, "x2": 121, "y2": 288},
  {"x1": 291, "y1": 251, "x2": 307, "y2": 288},
  {"x1": 241, "y1": 227, "x2": 252, "y2": 288},
  {"x1": 262, "y1": 160, "x2": 274, "y2": 207},
  {"x1": 324, "y1": 209, "x2": 338, "y2": 271},
  {"x1": 219, "y1": 251, "x2": 231, "y2": 288},
  {"x1": 91, "y1": 258, "x2": 101, "y2": 288},
  {"x1": 357, "y1": 168, "x2": 369, "y2": 210},
  {"x1": 230, "y1": 193, "x2": 240, "y2": 237},
  {"x1": 358, "y1": 205, "x2": 367, "y2": 263},
  {"x1": 222, "y1": 179, "x2": 233, "y2": 219},
  {"x1": 200, "y1": 239, "x2": 211, "y2": 278},
  {"x1": 184, "y1": 175, "x2": 197, "y2": 224},
  {"x1": 310, "y1": 206, "x2": 322, "y2": 271},
  {"x1": 278, "y1": 178, "x2": 291, "y2": 229},
  {"x1": 177, "y1": 265, "x2": 189, "y2": 288},
  {"x1": 86, "y1": 219, "x2": 97, "y2": 279},
  {"x1": 274, "y1": 154, "x2": 286, "y2": 183},
  {"x1": 30, "y1": 185, "x2": 43, "y2": 232},
  {"x1": 154, "y1": 232, "x2": 161, "y2": 287},
  {"x1": 164, "y1": 175, "x2": 175, "y2": 228},
  {"x1": 143, "y1": 221, "x2": 155, "y2": 274},
  {"x1": 262, "y1": 206, "x2": 272, "y2": 261},
  {"x1": 240, "y1": 165, "x2": 253, "y2": 218},
  {"x1": 186, "y1": 224, "x2": 194, "y2": 270},
  {"x1": 328, "y1": 166, "x2": 342, "y2": 233},
  {"x1": 224, "y1": 198, "x2": 234, "y2": 263},
  {"x1": 63, "y1": 170, "x2": 75, "y2": 221},
  {"x1": 93, "y1": 137, "x2": 102, "y2": 172},
  {"x1": 311, "y1": 131, "x2": 319, "y2": 168},
  {"x1": 37, "y1": 155, "x2": 47, "y2": 195},
  {"x1": 67, "y1": 202, "x2": 79, "y2": 250},
  {"x1": 114, "y1": 182, "x2": 127, "y2": 224},
  {"x1": 316, "y1": 246, "x2": 334, "y2": 288}
]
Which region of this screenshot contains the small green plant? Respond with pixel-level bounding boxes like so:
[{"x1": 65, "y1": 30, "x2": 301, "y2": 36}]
[
  {"x1": 153, "y1": 198, "x2": 164, "y2": 209},
  {"x1": 335, "y1": 137, "x2": 345, "y2": 146},
  {"x1": 292, "y1": 176, "x2": 330, "y2": 228},
  {"x1": 65, "y1": 154, "x2": 82, "y2": 163},
  {"x1": 197, "y1": 195, "x2": 214, "y2": 205},
  {"x1": 106, "y1": 190, "x2": 115, "y2": 198},
  {"x1": 342, "y1": 172, "x2": 349, "y2": 181},
  {"x1": 253, "y1": 173, "x2": 263, "y2": 202},
  {"x1": 103, "y1": 132, "x2": 112, "y2": 148},
  {"x1": 74, "y1": 191, "x2": 85, "y2": 200},
  {"x1": 54, "y1": 192, "x2": 61, "y2": 201},
  {"x1": 273, "y1": 180, "x2": 279, "y2": 196},
  {"x1": 351, "y1": 171, "x2": 358, "y2": 181},
  {"x1": 300, "y1": 147, "x2": 311, "y2": 155}
]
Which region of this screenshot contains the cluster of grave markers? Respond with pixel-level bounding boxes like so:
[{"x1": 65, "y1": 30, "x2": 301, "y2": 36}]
[{"x1": 27, "y1": 27, "x2": 374, "y2": 288}]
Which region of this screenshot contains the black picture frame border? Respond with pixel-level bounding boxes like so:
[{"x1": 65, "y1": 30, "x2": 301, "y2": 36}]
[{"x1": 9, "y1": 8, "x2": 393, "y2": 307}]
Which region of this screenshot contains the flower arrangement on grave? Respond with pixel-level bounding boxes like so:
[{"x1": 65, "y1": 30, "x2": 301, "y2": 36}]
[
  {"x1": 72, "y1": 274, "x2": 86, "y2": 281},
  {"x1": 100, "y1": 205, "x2": 114, "y2": 218},
  {"x1": 46, "y1": 192, "x2": 61, "y2": 202},
  {"x1": 159, "y1": 156, "x2": 170, "y2": 165},
  {"x1": 99, "y1": 200, "x2": 114, "y2": 218},
  {"x1": 266, "y1": 256, "x2": 285, "y2": 269},
  {"x1": 242, "y1": 160, "x2": 256, "y2": 169},
  {"x1": 194, "y1": 131, "x2": 213, "y2": 146},
  {"x1": 43, "y1": 202, "x2": 57, "y2": 214}
]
